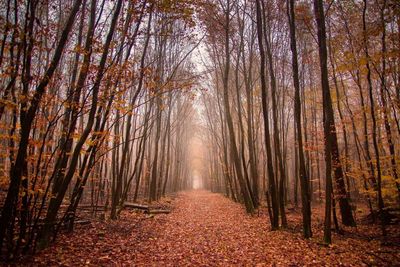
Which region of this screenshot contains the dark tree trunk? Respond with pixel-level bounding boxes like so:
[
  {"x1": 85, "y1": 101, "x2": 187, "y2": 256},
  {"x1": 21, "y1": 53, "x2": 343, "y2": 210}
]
[
  {"x1": 255, "y1": 0, "x2": 279, "y2": 229},
  {"x1": 287, "y1": 0, "x2": 312, "y2": 238},
  {"x1": 313, "y1": 0, "x2": 356, "y2": 232}
]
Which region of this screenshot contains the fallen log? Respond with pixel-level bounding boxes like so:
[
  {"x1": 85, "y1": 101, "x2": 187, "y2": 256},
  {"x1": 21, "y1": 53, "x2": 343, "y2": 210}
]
[
  {"x1": 124, "y1": 202, "x2": 149, "y2": 211},
  {"x1": 146, "y1": 209, "x2": 171, "y2": 214},
  {"x1": 74, "y1": 220, "x2": 92, "y2": 226},
  {"x1": 77, "y1": 205, "x2": 105, "y2": 210},
  {"x1": 123, "y1": 202, "x2": 170, "y2": 215}
]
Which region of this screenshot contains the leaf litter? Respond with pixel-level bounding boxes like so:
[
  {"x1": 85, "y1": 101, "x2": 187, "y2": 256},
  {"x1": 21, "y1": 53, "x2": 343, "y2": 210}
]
[{"x1": 15, "y1": 190, "x2": 400, "y2": 266}]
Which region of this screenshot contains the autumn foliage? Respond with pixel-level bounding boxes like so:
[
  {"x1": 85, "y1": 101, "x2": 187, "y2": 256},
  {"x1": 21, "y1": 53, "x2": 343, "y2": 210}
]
[{"x1": 0, "y1": 0, "x2": 400, "y2": 264}]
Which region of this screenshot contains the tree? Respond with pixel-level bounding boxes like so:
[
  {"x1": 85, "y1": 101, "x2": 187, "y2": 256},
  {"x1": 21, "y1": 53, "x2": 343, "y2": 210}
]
[
  {"x1": 255, "y1": 0, "x2": 279, "y2": 229},
  {"x1": 0, "y1": 0, "x2": 84, "y2": 253},
  {"x1": 287, "y1": 0, "x2": 312, "y2": 238},
  {"x1": 313, "y1": 0, "x2": 356, "y2": 243}
]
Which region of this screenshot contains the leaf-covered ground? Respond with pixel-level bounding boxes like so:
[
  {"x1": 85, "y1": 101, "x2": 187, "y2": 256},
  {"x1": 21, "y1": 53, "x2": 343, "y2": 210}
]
[{"x1": 20, "y1": 190, "x2": 400, "y2": 266}]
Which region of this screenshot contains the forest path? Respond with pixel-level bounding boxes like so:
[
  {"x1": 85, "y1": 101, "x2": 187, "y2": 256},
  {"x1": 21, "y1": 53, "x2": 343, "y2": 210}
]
[
  {"x1": 133, "y1": 190, "x2": 311, "y2": 266},
  {"x1": 29, "y1": 190, "x2": 398, "y2": 266}
]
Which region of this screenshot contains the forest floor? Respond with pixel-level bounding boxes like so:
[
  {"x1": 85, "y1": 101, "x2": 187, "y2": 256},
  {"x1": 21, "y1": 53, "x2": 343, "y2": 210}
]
[{"x1": 17, "y1": 190, "x2": 400, "y2": 266}]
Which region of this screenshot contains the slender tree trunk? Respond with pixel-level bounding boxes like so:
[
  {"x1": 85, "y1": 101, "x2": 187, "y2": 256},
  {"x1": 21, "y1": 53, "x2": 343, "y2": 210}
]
[
  {"x1": 362, "y1": 0, "x2": 386, "y2": 236},
  {"x1": 222, "y1": 0, "x2": 254, "y2": 213},
  {"x1": 287, "y1": 0, "x2": 312, "y2": 238},
  {"x1": 255, "y1": 0, "x2": 279, "y2": 228},
  {"x1": 314, "y1": 0, "x2": 356, "y2": 230}
]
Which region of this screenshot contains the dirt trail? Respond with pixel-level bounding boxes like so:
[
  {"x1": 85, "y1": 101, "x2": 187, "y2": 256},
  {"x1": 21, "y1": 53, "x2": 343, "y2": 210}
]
[
  {"x1": 134, "y1": 190, "x2": 274, "y2": 265},
  {"x1": 26, "y1": 190, "x2": 399, "y2": 266},
  {"x1": 132, "y1": 190, "x2": 374, "y2": 266}
]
